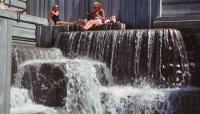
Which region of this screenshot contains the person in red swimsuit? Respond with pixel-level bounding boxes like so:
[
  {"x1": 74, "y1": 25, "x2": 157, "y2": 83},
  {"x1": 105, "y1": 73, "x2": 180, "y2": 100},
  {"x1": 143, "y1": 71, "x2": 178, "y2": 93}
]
[
  {"x1": 48, "y1": 5, "x2": 75, "y2": 26},
  {"x1": 82, "y1": 2, "x2": 105, "y2": 30}
]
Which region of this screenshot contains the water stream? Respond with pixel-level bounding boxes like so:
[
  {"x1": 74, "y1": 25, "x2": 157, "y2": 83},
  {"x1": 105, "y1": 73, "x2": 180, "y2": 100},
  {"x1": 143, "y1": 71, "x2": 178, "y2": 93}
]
[{"x1": 11, "y1": 29, "x2": 200, "y2": 114}]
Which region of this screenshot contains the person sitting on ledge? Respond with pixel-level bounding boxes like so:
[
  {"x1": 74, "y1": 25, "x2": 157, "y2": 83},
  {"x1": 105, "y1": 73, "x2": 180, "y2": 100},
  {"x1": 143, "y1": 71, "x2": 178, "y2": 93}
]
[
  {"x1": 48, "y1": 5, "x2": 75, "y2": 26},
  {"x1": 81, "y1": 2, "x2": 105, "y2": 31},
  {"x1": 104, "y1": 15, "x2": 117, "y2": 25}
]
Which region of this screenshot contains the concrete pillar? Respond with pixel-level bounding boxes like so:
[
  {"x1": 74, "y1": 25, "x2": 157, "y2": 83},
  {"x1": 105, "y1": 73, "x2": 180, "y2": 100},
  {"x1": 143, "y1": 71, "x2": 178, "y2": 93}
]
[
  {"x1": 0, "y1": 18, "x2": 11, "y2": 114},
  {"x1": 0, "y1": 0, "x2": 5, "y2": 9},
  {"x1": 159, "y1": 0, "x2": 162, "y2": 17}
]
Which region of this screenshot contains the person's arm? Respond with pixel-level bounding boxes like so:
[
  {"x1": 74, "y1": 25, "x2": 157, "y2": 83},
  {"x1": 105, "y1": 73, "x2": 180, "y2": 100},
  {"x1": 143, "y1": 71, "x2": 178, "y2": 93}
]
[
  {"x1": 97, "y1": 9, "x2": 105, "y2": 20},
  {"x1": 48, "y1": 11, "x2": 53, "y2": 25},
  {"x1": 88, "y1": 10, "x2": 95, "y2": 20}
]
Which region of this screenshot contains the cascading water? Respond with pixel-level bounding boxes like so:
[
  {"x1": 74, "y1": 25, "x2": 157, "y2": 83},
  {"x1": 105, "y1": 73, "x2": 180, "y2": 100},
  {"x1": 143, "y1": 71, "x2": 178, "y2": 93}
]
[
  {"x1": 11, "y1": 46, "x2": 68, "y2": 114},
  {"x1": 11, "y1": 87, "x2": 59, "y2": 114},
  {"x1": 11, "y1": 29, "x2": 200, "y2": 114},
  {"x1": 55, "y1": 29, "x2": 190, "y2": 87},
  {"x1": 11, "y1": 45, "x2": 114, "y2": 114},
  {"x1": 12, "y1": 46, "x2": 65, "y2": 85}
]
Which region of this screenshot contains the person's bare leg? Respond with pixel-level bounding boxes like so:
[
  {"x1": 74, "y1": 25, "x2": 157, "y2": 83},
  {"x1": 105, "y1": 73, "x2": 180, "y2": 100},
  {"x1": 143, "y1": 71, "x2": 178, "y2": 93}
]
[
  {"x1": 81, "y1": 21, "x2": 93, "y2": 31},
  {"x1": 83, "y1": 20, "x2": 98, "y2": 30},
  {"x1": 56, "y1": 21, "x2": 76, "y2": 26},
  {"x1": 83, "y1": 20, "x2": 94, "y2": 28},
  {"x1": 56, "y1": 21, "x2": 67, "y2": 26}
]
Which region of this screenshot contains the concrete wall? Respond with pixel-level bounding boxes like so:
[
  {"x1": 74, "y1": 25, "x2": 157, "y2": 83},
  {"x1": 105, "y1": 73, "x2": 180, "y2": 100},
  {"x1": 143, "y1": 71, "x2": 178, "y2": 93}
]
[
  {"x1": 11, "y1": 20, "x2": 36, "y2": 46},
  {"x1": 0, "y1": 0, "x2": 26, "y2": 11},
  {"x1": 4, "y1": 0, "x2": 26, "y2": 9},
  {"x1": 162, "y1": 0, "x2": 200, "y2": 16},
  {"x1": 0, "y1": 6, "x2": 47, "y2": 113},
  {"x1": 154, "y1": 0, "x2": 200, "y2": 86},
  {"x1": 0, "y1": 9, "x2": 47, "y2": 46},
  {"x1": 27, "y1": 0, "x2": 161, "y2": 29},
  {"x1": 27, "y1": 0, "x2": 55, "y2": 18},
  {"x1": 0, "y1": 0, "x2": 46, "y2": 45},
  {"x1": 0, "y1": 18, "x2": 11, "y2": 114}
]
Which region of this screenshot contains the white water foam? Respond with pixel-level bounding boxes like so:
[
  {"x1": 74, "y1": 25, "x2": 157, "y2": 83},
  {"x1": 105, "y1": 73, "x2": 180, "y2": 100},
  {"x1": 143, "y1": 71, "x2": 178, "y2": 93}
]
[
  {"x1": 11, "y1": 57, "x2": 188, "y2": 114},
  {"x1": 64, "y1": 59, "x2": 103, "y2": 114},
  {"x1": 11, "y1": 87, "x2": 59, "y2": 114}
]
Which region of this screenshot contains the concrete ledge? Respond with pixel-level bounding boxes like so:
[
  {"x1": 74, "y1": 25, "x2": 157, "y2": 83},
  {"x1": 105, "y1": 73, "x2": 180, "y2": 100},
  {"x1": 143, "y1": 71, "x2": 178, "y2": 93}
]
[
  {"x1": 0, "y1": 9, "x2": 46, "y2": 46},
  {"x1": 163, "y1": 0, "x2": 200, "y2": 5},
  {"x1": 8, "y1": 20, "x2": 37, "y2": 46},
  {"x1": 163, "y1": 3, "x2": 200, "y2": 16},
  {"x1": 4, "y1": 0, "x2": 26, "y2": 9},
  {"x1": 0, "y1": 9, "x2": 47, "y2": 25},
  {"x1": 36, "y1": 23, "x2": 126, "y2": 48},
  {"x1": 162, "y1": 0, "x2": 200, "y2": 16},
  {"x1": 0, "y1": 18, "x2": 11, "y2": 114},
  {"x1": 12, "y1": 40, "x2": 36, "y2": 46},
  {"x1": 154, "y1": 15, "x2": 200, "y2": 29},
  {"x1": 155, "y1": 15, "x2": 200, "y2": 21}
]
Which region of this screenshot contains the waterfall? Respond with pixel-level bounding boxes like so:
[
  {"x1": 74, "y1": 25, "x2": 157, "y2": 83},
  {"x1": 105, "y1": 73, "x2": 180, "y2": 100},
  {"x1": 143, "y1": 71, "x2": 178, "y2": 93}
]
[
  {"x1": 12, "y1": 45, "x2": 65, "y2": 85},
  {"x1": 11, "y1": 45, "x2": 114, "y2": 114},
  {"x1": 11, "y1": 29, "x2": 200, "y2": 114},
  {"x1": 63, "y1": 60, "x2": 103, "y2": 114},
  {"x1": 11, "y1": 87, "x2": 59, "y2": 114},
  {"x1": 55, "y1": 29, "x2": 190, "y2": 87}
]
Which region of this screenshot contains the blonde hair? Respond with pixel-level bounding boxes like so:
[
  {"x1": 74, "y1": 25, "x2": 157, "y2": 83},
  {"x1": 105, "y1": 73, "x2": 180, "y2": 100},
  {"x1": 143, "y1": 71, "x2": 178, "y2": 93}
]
[
  {"x1": 52, "y1": 5, "x2": 58, "y2": 10},
  {"x1": 94, "y1": 2, "x2": 102, "y2": 7}
]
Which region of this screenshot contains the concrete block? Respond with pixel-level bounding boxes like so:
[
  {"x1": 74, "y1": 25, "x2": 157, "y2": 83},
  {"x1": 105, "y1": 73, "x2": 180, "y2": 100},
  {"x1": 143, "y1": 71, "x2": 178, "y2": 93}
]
[
  {"x1": 4, "y1": 0, "x2": 26, "y2": 9},
  {"x1": 0, "y1": 18, "x2": 11, "y2": 114}
]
